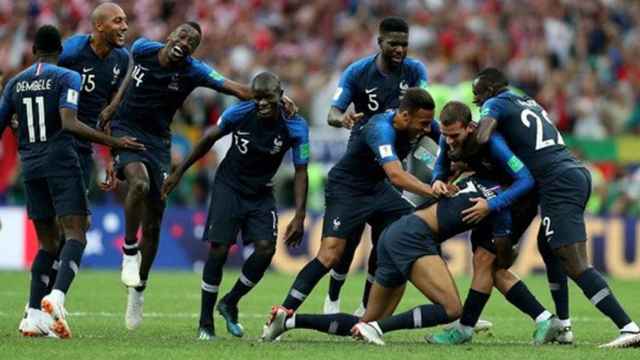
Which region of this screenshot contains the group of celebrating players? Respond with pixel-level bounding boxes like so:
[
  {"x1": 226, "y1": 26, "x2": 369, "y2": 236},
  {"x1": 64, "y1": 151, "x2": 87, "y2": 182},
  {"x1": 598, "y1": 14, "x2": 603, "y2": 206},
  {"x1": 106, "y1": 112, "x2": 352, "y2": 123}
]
[{"x1": 0, "y1": 2, "x2": 638, "y2": 349}]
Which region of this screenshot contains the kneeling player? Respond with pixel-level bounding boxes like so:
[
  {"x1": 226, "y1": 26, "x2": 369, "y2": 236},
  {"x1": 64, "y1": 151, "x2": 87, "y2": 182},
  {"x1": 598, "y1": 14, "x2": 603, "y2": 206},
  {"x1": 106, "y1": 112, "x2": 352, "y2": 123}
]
[
  {"x1": 262, "y1": 175, "x2": 562, "y2": 345},
  {"x1": 161, "y1": 72, "x2": 309, "y2": 340}
]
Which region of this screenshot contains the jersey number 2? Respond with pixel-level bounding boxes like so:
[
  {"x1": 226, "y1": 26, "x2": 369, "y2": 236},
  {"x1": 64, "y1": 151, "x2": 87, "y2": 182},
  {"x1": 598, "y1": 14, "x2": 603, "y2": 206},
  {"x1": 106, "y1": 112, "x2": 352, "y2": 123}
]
[
  {"x1": 21, "y1": 96, "x2": 46, "y2": 143},
  {"x1": 520, "y1": 109, "x2": 564, "y2": 151}
]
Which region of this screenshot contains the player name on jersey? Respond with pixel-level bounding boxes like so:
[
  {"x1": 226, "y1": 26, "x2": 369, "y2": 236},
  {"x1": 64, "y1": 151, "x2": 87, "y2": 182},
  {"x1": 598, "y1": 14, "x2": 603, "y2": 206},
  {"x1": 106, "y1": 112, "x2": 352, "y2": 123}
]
[{"x1": 15, "y1": 79, "x2": 53, "y2": 92}]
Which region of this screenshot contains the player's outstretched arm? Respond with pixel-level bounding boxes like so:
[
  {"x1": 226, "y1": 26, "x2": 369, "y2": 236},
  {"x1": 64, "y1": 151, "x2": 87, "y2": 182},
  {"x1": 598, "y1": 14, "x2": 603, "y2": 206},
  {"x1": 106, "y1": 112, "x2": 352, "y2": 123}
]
[
  {"x1": 327, "y1": 107, "x2": 363, "y2": 129},
  {"x1": 217, "y1": 78, "x2": 253, "y2": 101},
  {"x1": 60, "y1": 108, "x2": 145, "y2": 150},
  {"x1": 284, "y1": 164, "x2": 308, "y2": 247},
  {"x1": 161, "y1": 125, "x2": 225, "y2": 199},
  {"x1": 382, "y1": 160, "x2": 435, "y2": 198}
]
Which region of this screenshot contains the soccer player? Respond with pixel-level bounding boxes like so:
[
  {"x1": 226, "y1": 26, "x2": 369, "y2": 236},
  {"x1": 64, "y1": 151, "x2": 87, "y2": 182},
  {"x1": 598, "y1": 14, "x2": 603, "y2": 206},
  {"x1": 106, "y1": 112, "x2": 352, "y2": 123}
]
[
  {"x1": 471, "y1": 68, "x2": 640, "y2": 348},
  {"x1": 0, "y1": 25, "x2": 143, "y2": 338},
  {"x1": 161, "y1": 72, "x2": 309, "y2": 340},
  {"x1": 105, "y1": 22, "x2": 254, "y2": 330},
  {"x1": 263, "y1": 175, "x2": 557, "y2": 346},
  {"x1": 266, "y1": 88, "x2": 438, "y2": 325},
  {"x1": 17, "y1": 3, "x2": 130, "y2": 334},
  {"x1": 426, "y1": 101, "x2": 558, "y2": 344},
  {"x1": 324, "y1": 16, "x2": 429, "y2": 315}
]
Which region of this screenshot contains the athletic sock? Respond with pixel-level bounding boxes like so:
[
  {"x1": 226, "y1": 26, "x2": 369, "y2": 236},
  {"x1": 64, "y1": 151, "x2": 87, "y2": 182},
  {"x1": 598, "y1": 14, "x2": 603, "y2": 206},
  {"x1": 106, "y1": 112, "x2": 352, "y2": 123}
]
[
  {"x1": 538, "y1": 229, "x2": 570, "y2": 319},
  {"x1": 294, "y1": 313, "x2": 359, "y2": 336},
  {"x1": 199, "y1": 253, "x2": 224, "y2": 328},
  {"x1": 29, "y1": 250, "x2": 56, "y2": 309},
  {"x1": 223, "y1": 249, "x2": 272, "y2": 306},
  {"x1": 122, "y1": 241, "x2": 139, "y2": 256},
  {"x1": 504, "y1": 281, "x2": 547, "y2": 321},
  {"x1": 282, "y1": 258, "x2": 329, "y2": 311},
  {"x1": 328, "y1": 270, "x2": 347, "y2": 302},
  {"x1": 46, "y1": 235, "x2": 65, "y2": 293},
  {"x1": 575, "y1": 268, "x2": 632, "y2": 329},
  {"x1": 377, "y1": 304, "x2": 449, "y2": 333},
  {"x1": 52, "y1": 239, "x2": 85, "y2": 294},
  {"x1": 460, "y1": 288, "x2": 490, "y2": 327}
]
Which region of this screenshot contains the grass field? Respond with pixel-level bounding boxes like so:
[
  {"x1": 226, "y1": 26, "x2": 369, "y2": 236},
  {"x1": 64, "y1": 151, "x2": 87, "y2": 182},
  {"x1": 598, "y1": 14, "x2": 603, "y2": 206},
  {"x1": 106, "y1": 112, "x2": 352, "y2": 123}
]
[{"x1": 1, "y1": 270, "x2": 639, "y2": 359}]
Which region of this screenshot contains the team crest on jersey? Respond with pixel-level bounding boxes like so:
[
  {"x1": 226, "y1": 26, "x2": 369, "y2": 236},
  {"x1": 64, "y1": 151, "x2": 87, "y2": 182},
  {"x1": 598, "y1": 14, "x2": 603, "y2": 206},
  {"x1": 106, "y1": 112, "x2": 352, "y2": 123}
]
[
  {"x1": 168, "y1": 74, "x2": 180, "y2": 91},
  {"x1": 111, "y1": 65, "x2": 121, "y2": 85},
  {"x1": 399, "y1": 80, "x2": 409, "y2": 91},
  {"x1": 270, "y1": 136, "x2": 284, "y2": 154}
]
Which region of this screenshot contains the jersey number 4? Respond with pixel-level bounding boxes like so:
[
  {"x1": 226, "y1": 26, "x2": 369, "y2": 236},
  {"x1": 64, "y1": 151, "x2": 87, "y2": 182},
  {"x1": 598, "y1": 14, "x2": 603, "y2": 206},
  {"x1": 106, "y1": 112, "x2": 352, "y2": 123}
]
[
  {"x1": 21, "y1": 96, "x2": 46, "y2": 143},
  {"x1": 520, "y1": 108, "x2": 564, "y2": 151}
]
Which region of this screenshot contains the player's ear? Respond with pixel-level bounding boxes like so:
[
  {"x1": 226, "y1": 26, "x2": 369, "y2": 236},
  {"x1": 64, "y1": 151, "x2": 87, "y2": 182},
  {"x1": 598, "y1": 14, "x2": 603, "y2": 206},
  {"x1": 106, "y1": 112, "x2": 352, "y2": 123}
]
[{"x1": 377, "y1": 36, "x2": 383, "y2": 48}]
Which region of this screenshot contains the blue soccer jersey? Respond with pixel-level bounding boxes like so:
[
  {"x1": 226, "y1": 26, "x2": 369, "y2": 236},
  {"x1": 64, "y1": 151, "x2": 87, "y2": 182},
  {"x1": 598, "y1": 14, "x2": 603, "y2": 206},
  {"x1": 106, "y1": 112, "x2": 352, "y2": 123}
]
[
  {"x1": 112, "y1": 37, "x2": 227, "y2": 139},
  {"x1": 435, "y1": 177, "x2": 512, "y2": 241},
  {"x1": 328, "y1": 111, "x2": 440, "y2": 193},
  {"x1": 332, "y1": 54, "x2": 428, "y2": 127},
  {"x1": 432, "y1": 133, "x2": 534, "y2": 212},
  {"x1": 59, "y1": 34, "x2": 129, "y2": 151},
  {"x1": 0, "y1": 63, "x2": 82, "y2": 179},
  {"x1": 479, "y1": 91, "x2": 582, "y2": 185},
  {"x1": 214, "y1": 101, "x2": 310, "y2": 195}
]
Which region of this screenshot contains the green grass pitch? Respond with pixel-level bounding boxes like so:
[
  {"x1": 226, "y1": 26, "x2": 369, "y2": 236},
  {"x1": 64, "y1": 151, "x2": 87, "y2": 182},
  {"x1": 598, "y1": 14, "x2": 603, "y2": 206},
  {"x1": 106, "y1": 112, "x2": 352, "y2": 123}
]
[{"x1": 1, "y1": 270, "x2": 638, "y2": 359}]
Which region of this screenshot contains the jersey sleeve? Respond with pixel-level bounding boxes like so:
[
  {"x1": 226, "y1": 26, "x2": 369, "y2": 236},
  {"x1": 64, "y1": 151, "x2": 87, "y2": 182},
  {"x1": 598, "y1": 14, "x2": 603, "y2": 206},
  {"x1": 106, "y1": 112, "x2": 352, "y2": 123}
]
[
  {"x1": 217, "y1": 101, "x2": 254, "y2": 135},
  {"x1": 191, "y1": 60, "x2": 226, "y2": 91},
  {"x1": 428, "y1": 120, "x2": 441, "y2": 142},
  {"x1": 485, "y1": 133, "x2": 534, "y2": 212},
  {"x1": 410, "y1": 59, "x2": 429, "y2": 89},
  {"x1": 130, "y1": 37, "x2": 163, "y2": 59},
  {"x1": 431, "y1": 136, "x2": 450, "y2": 183},
  {"x1": 287, "y1": 115, "x2": 311, "y2": 166},
  {"x1": 478, "y1": 97, "x2": 505, "y2": 123},
  {"x1": 331, "y1": 62, "x2": 359, "y2": 111},
  {"x1": 0, "y1": 79, "x2": 15, "y2": 133},
  {"x1": 58, "y1": 71, "x2": 82, "y2": 110},
  {"x1": 365, "y1": 119, "x2": 398, "y2": 165}
]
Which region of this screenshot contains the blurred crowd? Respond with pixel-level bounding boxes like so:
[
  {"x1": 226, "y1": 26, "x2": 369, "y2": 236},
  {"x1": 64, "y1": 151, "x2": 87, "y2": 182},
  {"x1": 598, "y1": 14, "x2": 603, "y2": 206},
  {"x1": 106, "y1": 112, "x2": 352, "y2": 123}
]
[{"x1": 1, "y1": 0, "x2": 640, "y2": 215}]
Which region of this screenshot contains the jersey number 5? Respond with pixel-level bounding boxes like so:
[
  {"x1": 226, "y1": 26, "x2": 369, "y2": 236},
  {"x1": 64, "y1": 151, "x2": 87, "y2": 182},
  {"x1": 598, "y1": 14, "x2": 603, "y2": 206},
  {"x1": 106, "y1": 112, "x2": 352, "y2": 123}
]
[
  {"x1": 367, "y1": 92, "x2": 379, "y2": 112},
  {"x1": 21, "y1": 96, "x2": 46, "y2": 143},
  {"x1": 520, "y1": 108, "x2": 564, "y2": 151}
]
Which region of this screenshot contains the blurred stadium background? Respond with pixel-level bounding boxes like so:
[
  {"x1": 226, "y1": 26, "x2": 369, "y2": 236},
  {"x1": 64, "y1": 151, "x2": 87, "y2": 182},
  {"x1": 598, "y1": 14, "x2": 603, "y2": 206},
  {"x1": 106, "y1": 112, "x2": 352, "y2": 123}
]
[{"x1": 1, "y1": 0, "x2": 640, "y2": 279}]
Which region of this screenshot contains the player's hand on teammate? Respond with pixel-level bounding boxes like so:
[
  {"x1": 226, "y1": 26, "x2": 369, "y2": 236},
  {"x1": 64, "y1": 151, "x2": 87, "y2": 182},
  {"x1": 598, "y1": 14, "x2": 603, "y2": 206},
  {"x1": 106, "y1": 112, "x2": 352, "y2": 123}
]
[
  {"x1": 284, "y1": 214, "x2": 305, "y2": 247},
  {"x1": 281, "y1": 95, "x2": 299, "y2": 118},
  {"x1": 433, "y1": 180, "x2": 459, "y2": 197},
  {"x1": 113, "y1": 136, "x2": 145, "y2": 151},
  {"x1": 97, "y1": 104, "x2": 117, "y2": 133},
  {"x1": 341, "y1": 110, "x2": 364, "y2": 129},
  {"x1": 99, "y1": 160, "x2": 119, "y2": 192},
  {"x1": 160, "y1": 172, "x2": 182, "y2": 201},
  {"x1": 461, "y1": 197, "x2": 490, "y2": 224}
]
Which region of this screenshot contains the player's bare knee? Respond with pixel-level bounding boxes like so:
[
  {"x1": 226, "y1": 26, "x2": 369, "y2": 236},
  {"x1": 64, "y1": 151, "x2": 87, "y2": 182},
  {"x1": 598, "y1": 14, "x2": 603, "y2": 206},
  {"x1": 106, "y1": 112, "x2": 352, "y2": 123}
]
[
  {"x1": 129, "y1": 177, "x2": 150, "y2": 198},
  {"x1": 254, "y1": 240, "x2": 276, "y2": 258},
  {"x1": 473, "y1": 248, "x2": 495, "y2": 271},
  {"x1": 553, "y1": 243, "x2": 589, "y2": 280},
  {"x1": 317, "y1": 238, "x2": 345, "y2": 268}
]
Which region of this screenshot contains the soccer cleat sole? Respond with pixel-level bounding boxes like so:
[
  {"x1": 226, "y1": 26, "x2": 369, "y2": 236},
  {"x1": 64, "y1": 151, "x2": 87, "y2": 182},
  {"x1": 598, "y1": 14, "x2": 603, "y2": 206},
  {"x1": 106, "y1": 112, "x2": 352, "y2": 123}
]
[{"x1": 41, "y1": 300, "x2": 72, "y2": 339}]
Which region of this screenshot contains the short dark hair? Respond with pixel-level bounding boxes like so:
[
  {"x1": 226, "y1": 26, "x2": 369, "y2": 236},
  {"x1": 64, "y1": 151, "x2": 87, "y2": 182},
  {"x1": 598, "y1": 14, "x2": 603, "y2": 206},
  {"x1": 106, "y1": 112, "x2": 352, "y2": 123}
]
[
  {"x1": 34, "y1": 25, "x2": 62, "y2": 54},
  {"x1": 184, "y1": 21, "x2": 202, "y2": 36},
  {"x1": 251, "y1": 71, "x2": 282, "y2": 91},
  {"x1": 476, "y1": 68, "x2": 509, "y2": 89},
  {"x1": 399, "y1": 88, "x2": 435, "y2": 114},
  {"x1": 379, "y1": 17, "x2": 409, "y2": 34},
  {"x1": 440, "y1": 101, "x2": 473, "y2": 126}
]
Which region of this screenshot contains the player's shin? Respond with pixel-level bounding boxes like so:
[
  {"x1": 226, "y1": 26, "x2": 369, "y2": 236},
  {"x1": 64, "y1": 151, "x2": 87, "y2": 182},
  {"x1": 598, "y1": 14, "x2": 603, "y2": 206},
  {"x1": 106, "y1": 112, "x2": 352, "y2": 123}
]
[{"x1": 282, "y1": 258, "x2": 330, "y2": 311}]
